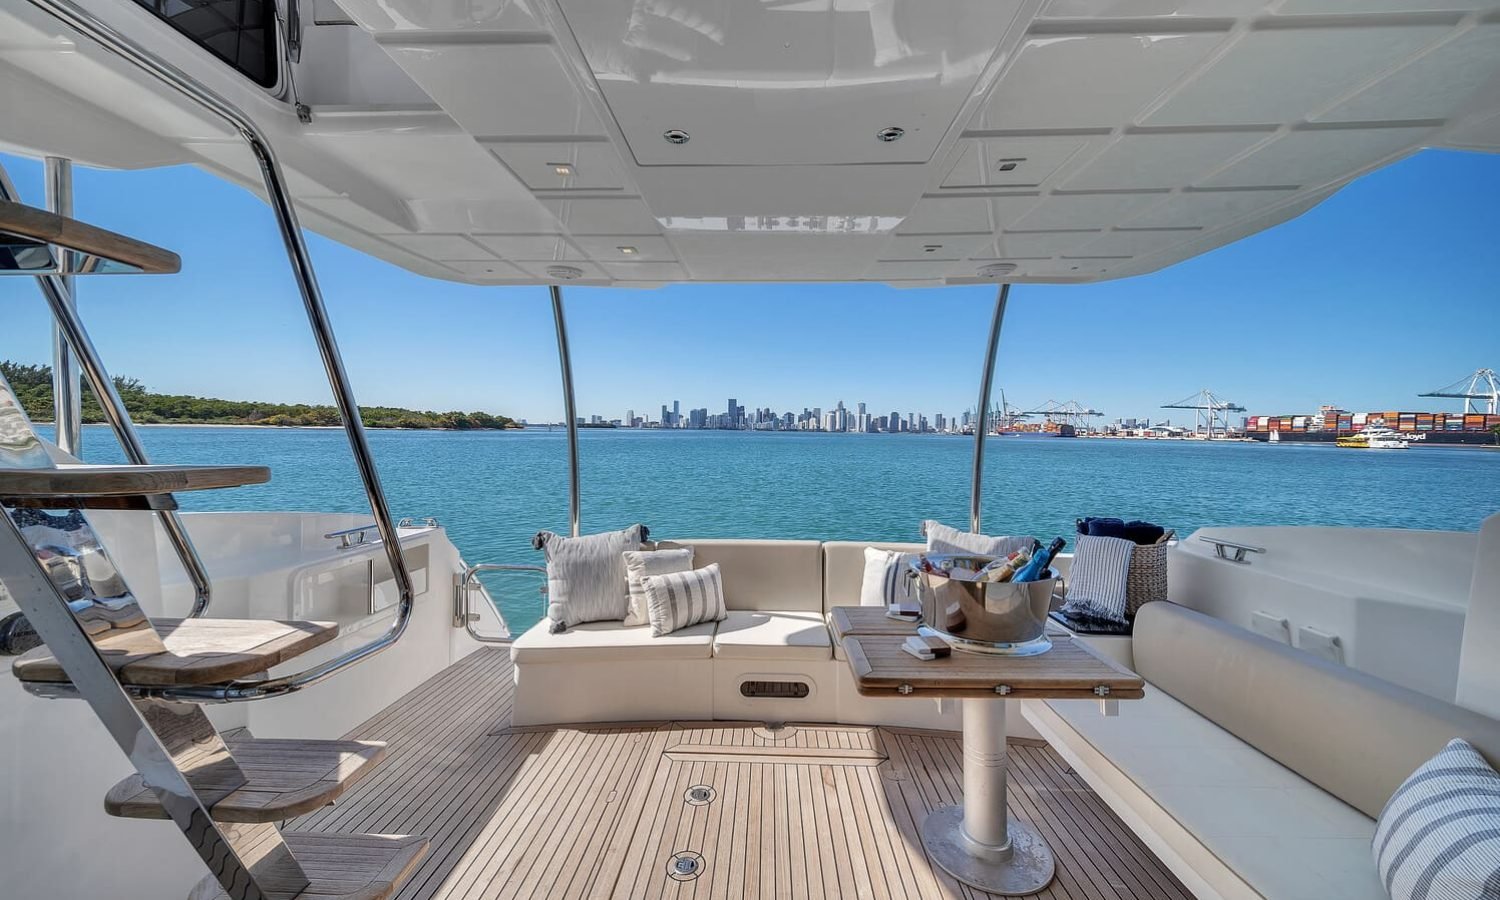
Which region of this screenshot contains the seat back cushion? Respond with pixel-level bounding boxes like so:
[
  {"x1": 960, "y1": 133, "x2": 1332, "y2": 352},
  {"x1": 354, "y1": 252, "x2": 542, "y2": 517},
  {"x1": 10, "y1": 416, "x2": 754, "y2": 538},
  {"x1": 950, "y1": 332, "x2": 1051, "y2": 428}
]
[
  {"x1": 659, "y1": 540, "x2": 823, "y2": 613},
  {"x1": 823, "y1": 541, "x2": 924, "y2": 609},
  {"x1": 1134, "y1": 602, "x2": 1500, "y2": 819}
]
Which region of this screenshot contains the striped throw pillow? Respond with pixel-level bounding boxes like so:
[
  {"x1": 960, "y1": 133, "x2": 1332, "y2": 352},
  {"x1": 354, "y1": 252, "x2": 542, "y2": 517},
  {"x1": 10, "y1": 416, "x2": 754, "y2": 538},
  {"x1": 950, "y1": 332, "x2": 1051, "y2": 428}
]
[
  {"x1": 642, "y1": 563, "x2": 727, "y2": 637},
  {"x1": 622, "y1": 548, "x2": 694, "y2": 627},
  {"x1": 1374, "y1": 738, "x2": 1500, "y2": 900},
  {"x1": 1059, "y1": 534, "x2": 1134, "y2": 625},
  {"x1": 860, "y1": 547, "x2": 917, "y2": 607}
]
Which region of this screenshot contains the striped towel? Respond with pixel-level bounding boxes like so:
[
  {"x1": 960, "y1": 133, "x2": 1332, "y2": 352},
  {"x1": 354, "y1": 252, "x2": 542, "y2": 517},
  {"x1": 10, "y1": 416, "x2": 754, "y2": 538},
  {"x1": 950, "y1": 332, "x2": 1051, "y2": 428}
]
[{"x1": 1059, "y1": 534, "x2": 1134, "y2": 625}]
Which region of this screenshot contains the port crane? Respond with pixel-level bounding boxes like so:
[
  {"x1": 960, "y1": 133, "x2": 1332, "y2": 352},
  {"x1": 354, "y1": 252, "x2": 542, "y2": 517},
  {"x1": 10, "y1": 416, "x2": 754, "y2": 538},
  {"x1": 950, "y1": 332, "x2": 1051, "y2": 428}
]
[
  {"x1": 1419, "y1": 368, "x2": 1499, "y2": 415},
  {"x1": 1161, "y1": 389, "x2": 1247, "y2": 439},
  {"x1": 1019, "y1": 399, "x2": 1104, "y2": 432}
]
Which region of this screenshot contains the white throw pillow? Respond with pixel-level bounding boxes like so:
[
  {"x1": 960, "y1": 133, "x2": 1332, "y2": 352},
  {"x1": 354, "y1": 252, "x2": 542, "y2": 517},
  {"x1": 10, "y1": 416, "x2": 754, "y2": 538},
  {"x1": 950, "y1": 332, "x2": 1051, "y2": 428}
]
[
  {"x1": 1374, "y1": 738, "x2": 1500, "y2": 900},
  {"x1": 860, "y1": 547, "x2": 918, "y2": 607},
  {"x1": 622, "y1": 548, "x2": 694, "y2": 627},
  {"x1": 642, "y1": 563, "x2": 727, "y2": 637},
  {"x1": 533, "y1": 524, "x2": 646, "y2": 632},
  {"x1": 922, "y1": 520, "x2": 1032, "y2": 558}
]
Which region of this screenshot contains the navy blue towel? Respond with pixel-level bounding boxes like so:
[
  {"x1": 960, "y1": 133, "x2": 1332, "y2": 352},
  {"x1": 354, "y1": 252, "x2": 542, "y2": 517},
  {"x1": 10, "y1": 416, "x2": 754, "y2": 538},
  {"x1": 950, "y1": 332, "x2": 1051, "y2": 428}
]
[{"x1": 1078, "y1": 517, "x2": 1164, "y2": 545}]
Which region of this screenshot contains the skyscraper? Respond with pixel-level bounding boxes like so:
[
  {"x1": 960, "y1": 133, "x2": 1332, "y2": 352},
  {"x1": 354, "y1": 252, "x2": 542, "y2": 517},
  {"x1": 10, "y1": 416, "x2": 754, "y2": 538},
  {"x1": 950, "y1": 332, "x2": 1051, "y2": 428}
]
[{"x1": 673, "y1": 400, "x2": 680, "y2": 426}]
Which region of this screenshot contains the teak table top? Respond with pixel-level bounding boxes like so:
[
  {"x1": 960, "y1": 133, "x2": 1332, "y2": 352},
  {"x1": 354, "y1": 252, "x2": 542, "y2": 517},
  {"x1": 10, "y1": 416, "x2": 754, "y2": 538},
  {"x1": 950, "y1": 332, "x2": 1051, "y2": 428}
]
[{"x1": 834, "y1": 608, "x2": 1145, "y2": 701}]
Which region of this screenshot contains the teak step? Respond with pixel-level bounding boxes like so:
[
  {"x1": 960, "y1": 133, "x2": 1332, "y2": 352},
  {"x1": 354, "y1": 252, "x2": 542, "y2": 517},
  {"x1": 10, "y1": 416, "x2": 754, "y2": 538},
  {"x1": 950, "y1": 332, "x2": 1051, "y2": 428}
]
[
  {"x1": 0, "y1": 464, "x2": 270, "y2": 509},
  {"x1": 186, "y1": 832, "x2": 430, "y2": 900},
  {"x1": 106, "y1": 737, "x2": 387, "y2": 822},
  {"x1": 13, "y1": 617, "x2": 339, "y2": 686}
]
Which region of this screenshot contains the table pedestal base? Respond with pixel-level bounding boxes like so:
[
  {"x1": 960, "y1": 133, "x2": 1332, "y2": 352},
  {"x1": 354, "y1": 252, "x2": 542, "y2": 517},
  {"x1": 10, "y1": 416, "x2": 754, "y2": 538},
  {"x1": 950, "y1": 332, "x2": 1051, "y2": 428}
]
[
  {"x1": 921, "y1": 807, "x2": 1055, "y2": 895},
  {"x1": 919, "y1": 696, "x2": 1056, "y2": 896}
]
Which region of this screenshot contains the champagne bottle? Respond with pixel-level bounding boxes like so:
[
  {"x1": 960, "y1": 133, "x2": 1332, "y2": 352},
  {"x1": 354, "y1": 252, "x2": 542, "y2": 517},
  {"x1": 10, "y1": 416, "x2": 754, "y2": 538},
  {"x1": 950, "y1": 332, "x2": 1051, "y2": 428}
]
[
  {"x1": 976, "y1": 548, "x2": 1029, "y2": 583},
  {"x1": 1013, "y1": 537, "x2": 1066, "y2": 583}
]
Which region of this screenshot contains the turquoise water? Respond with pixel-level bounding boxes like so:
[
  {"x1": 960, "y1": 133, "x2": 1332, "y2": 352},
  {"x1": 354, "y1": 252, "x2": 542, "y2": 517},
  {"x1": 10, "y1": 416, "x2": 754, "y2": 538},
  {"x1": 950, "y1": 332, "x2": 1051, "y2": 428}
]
[{"x1": 71, "y1": 426, "x2": 1500, "y2": 629}]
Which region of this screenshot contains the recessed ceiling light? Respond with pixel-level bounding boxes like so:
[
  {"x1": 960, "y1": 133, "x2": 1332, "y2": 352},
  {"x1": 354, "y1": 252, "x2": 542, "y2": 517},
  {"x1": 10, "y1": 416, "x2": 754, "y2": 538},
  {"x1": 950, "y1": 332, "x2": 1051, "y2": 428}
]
[
  {"x1": 876, "y1": 126, "x2": 905, "y2": 142},
  {"x1": 550, "y1": 163, "x2": 574, "y2": 176},
  {"x1": 997, "y1": 158, "x2": 1024, "y2": 172},
  {"x1": 617, "y1": 246, "x2": 638, "y2": 255},
  {"x1": 663, "y1": 129, "x2": 690, "y2": 145}
]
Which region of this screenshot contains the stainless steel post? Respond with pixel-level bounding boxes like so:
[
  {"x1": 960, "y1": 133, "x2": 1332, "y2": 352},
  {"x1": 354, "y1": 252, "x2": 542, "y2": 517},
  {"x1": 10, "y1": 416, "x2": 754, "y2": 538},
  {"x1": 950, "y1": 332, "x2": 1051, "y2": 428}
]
[
  {"x1": 0, "y1": 161, "x2": 216, "y2": 617},
  {"x1": 25, "y1": 0, "x2": 415, "y2": 694},
  {"x1": 919, "y1": 697, "x2": 1055, "y2": 895},
  {"x1": 970, "y1": 283, "x2": 1010, "y2": 533},
  {"x1": 45, "y1": 157, "x2": 82, "y2": 457},
  {"x1": 550, "y1": 285, "x2": 581, "y2": 538}
]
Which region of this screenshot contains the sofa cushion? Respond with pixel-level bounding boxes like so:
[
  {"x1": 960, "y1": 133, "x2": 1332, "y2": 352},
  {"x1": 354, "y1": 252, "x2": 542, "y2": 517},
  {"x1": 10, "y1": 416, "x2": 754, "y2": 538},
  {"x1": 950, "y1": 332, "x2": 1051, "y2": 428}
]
[
  {"x1": 1036, "y1": 687, "x2": 1384, "y2": 900},
  {"x1": 661, "y1": 540, "x2": 824, "y2": 614},
  {"x1": 510, "y1": 618, "x2": 715, "y2": 664},
  {"x1": 712, "y1": 611, "x2": 831, "y2": 661},
  {"x1": 823, "y1": 541, "x2": 923, "y2": 609},
  {"x1": 1134, "y1": 602, "x2": 1500, "y2": 819}
]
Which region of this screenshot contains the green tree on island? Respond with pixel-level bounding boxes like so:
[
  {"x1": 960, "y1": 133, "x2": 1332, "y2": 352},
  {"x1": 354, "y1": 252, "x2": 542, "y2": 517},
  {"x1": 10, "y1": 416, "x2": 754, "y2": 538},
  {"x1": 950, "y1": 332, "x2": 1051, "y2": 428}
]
[{"x1": 1, "y1": 361, "x2": 518, "y2": 430}]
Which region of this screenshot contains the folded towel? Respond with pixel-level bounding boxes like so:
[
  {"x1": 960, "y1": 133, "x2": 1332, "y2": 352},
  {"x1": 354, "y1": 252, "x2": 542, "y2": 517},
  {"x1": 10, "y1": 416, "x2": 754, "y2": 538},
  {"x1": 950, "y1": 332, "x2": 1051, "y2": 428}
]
[
  {"x1": 1079, "y1": 516, "x2": 1165, "y2": 545},
  {"x1": 1059, "y1": 534, "x2": 1134, "y2": 625},
  {"x1": 1123, "y1": 520, "x2": 1165, "y2": 545},
  {"x1": 1078, "y1": 517, "x2": 1128, "y2": 540}
]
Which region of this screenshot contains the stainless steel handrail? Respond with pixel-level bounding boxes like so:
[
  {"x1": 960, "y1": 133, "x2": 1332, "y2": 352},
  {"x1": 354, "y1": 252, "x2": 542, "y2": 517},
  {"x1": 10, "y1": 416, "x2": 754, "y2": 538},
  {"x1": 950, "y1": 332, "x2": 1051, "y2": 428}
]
[
  {"x1": 27, "y1": 0, "x2": 414, "y2": 699},
  {"x1": 1198, "y1": 535, "x2": 1266, "y2": 563},
  {"x1": 970, "y1": 283, "x2": 1011, "y2": 533},
  {"x1": 0, "y1": 162, "x2": 217, "y2": 619},
  {"x1": 454, "y1": 564, "x2": 545, "y2": 643},
  {"x1": 45, "y1": 157, "x2": 82, "y2": 457},
  {"x1": 550, "y1": 286, "x2": 581, "y2": 538}
]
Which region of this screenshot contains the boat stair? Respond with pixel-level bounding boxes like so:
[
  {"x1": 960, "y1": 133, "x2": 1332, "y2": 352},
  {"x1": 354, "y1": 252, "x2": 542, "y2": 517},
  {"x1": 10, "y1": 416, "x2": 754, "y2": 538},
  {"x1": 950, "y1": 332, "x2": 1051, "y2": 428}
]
[{"x1": 0, "y1": 194, "x2": 430, "y2": 898}]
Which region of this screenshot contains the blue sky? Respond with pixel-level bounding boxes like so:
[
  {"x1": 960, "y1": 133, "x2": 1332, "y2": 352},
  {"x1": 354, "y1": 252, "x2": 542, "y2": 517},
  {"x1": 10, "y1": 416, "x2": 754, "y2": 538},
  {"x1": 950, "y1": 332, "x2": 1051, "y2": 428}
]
[{"x1": 1, "y1": 149, "x2": 1496, "y2": 424}]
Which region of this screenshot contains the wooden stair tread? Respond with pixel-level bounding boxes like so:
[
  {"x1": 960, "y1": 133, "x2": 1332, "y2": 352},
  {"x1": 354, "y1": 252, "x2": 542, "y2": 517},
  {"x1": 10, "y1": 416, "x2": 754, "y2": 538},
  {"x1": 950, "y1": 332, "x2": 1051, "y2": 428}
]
[
  {"x1": 106, "y1": 737, "x2": 387, "y2": 822},
  {"x1": 187, "y1": 832, "x2": 430, "y2": 900},
  {"x1": 13, "y1": 617, "x2": 339, "y2": 686},
  {"x1": 0, "y1": 464, "x2": 270, "y2": 498}
]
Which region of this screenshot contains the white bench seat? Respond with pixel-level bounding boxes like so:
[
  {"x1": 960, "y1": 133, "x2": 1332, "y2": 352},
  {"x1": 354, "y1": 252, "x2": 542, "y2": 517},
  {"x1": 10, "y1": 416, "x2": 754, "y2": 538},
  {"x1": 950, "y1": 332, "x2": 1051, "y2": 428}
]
[
  {"x1": 712, "y1": 610, "x2": 831, "y2": 661},
  {"x1": 510, "y1": 619, "x2": 715, "y2": 663},
  {"x1": 1027, "y1": 689, "x2": 1382, "y2": 900}
]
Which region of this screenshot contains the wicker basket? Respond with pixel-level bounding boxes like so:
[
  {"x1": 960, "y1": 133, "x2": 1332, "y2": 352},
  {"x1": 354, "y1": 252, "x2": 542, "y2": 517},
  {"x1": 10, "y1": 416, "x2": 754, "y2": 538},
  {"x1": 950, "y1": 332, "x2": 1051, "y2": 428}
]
[{"x1": 1125, "y1": 541, "x2": 1168, "y2": 617}]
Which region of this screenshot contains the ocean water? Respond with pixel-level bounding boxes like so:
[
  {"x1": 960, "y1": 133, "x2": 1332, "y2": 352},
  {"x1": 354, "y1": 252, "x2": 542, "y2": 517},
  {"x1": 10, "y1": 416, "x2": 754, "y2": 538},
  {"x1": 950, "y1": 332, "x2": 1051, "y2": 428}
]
[{"x1": 70, "y1": 426, "x2": 1500, "y2": 629}]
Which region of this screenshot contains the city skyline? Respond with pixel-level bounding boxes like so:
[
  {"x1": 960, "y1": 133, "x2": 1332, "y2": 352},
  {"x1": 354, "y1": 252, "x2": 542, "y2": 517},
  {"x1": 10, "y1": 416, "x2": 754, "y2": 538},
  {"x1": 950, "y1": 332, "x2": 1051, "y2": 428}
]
[{"x1": 598, "y1": 398, "x2": 959, "y2": 433}]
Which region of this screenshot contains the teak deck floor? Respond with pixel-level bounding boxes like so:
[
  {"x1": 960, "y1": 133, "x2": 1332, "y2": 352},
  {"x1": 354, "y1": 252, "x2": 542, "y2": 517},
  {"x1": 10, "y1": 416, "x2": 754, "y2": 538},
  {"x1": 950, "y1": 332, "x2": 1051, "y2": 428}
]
[{"x1": 294, "y1": 649, "x2": 1190, "y2": 900}]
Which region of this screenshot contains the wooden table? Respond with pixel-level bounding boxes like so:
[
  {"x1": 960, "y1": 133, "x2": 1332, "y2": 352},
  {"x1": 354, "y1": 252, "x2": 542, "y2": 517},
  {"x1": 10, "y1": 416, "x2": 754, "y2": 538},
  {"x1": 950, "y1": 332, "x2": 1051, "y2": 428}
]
[{"x1": 834, "y1": 607, "x2": 1144, "y2": 896}]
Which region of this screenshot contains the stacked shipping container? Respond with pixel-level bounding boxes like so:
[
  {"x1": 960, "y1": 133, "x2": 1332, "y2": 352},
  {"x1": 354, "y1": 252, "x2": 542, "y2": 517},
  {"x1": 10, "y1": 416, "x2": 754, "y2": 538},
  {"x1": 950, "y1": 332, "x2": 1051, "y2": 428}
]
[{"x1": 1245, "y1": 411, "x2": 1500, "y2": 445}]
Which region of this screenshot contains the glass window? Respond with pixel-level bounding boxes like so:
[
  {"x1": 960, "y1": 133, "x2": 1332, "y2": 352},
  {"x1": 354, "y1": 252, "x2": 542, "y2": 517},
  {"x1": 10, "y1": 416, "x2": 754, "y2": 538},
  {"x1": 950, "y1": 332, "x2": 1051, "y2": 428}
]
[{"x1": 133, "y1": 0, "x2": 279, "y2": 89}]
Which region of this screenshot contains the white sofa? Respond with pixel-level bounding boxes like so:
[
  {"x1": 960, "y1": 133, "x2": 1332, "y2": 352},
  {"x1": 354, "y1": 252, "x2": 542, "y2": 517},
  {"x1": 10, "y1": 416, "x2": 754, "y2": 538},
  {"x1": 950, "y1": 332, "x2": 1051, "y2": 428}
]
[
  {"x1": 510, "y1": 538, "x2": 965, "y2": 728},
  {"x1": 1026, "y1": 601, "x2": 1500, "y2": 900}
]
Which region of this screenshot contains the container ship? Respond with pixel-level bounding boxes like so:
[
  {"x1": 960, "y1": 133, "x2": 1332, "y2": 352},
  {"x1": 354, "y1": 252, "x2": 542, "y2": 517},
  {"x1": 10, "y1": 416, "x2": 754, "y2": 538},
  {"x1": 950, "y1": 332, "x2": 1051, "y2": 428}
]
[{"x1": 1248, "y1": 406, "x2": 1500, "y2": 447}]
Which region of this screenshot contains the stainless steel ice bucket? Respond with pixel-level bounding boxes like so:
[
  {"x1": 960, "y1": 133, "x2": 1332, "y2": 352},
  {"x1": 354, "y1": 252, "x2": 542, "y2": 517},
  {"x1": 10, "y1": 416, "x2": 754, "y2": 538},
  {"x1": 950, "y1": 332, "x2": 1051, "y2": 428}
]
[{"x1": 911, "y1": 554, "x2": 1057, "y2": 656}]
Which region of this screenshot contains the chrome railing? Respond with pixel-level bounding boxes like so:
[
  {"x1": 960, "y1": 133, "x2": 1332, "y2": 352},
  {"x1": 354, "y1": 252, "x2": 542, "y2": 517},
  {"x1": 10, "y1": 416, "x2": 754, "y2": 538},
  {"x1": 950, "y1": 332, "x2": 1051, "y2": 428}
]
[
  {"x1": 0, "y1": 162, "x2": 217, "y2": 619},
  {"x1": 454, "y1": 564, "x2": 546, "y2": 643},
  {"x1": 1199, "y1": 535, "x2": 1267, "y2": 564},
  {"x1": 970, "y1": 283, "x2": 1010, "y2": 533},
  {"x1": 26, "y1": 0, "x2": 414, "y2": 700}
]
